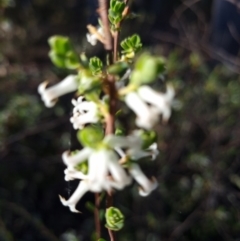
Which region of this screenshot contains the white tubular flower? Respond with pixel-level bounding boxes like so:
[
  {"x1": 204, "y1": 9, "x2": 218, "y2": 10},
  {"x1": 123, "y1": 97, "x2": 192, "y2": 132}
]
[
  {"x1": 86, "y1": 27, "x2": 104, "y2": 46},
  {"x1": 70, "y1": 97, "x2": 99, "y2": 129},
  {"x1": 38, "y1": 75, "x2": 78, "y2": 108},
  {"x1": 129, "y1": 163, "x2": 158, "y2": 196},
  {"x1": 59, "y1": 180, "x2": 90, "y2": 213},
  {"x1": 125, "y1": 92, "x2": 160, "y2": 129},
  {"x1": 138, "y1": 85, "x2": 175, "y2": 122}
]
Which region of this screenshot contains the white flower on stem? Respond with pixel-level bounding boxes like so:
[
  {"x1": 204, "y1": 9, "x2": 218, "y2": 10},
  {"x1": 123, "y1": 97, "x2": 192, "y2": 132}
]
[
  {"x1": 60, "y1": 146, "x2": 131, "y2": 212},
  {"x1": 70, "y1": 97, "x2": 99, "y2": 129},
  {"x1": 129, "y1": 163, "x2": 158, "y2": 196},
  {"x1": 125, "y1": 92, "x2": 160, "y2": 130},
  {"x1": 86, "y1": 26, "x2": 104, "y2": 46},
  {"x1": 38, "y1": 75, "x2": 78, "y2": 108},
  {"x1": 138, "y1": 85, "x2": 175, "y2": 122}
]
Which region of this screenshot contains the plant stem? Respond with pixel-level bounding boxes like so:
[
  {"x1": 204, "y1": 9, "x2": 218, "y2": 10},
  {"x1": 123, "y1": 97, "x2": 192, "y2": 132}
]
[
  {"x1": 98, "y1": 0, "x2": 113, "y2": 51},
  {"x1": 94, "y1": 193, "x2": 101, "y2": 239},
  {"x1": 113, "y1": 31, "x2": 119, "y2": 63},
  {"x1": 98, "y1": 1, "x2": 119, "y2": 241}
]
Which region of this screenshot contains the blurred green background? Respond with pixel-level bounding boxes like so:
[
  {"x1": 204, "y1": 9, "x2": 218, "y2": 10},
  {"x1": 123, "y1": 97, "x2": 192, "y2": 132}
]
[{"x1": 1, "y1": 0, "x2": 240, "y2": 241}]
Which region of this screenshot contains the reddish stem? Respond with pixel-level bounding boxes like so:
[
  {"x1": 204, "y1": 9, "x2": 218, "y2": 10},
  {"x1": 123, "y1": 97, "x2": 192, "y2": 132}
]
[{"x1": 94, "y1": 193, "x2": 101, "y2": 239}]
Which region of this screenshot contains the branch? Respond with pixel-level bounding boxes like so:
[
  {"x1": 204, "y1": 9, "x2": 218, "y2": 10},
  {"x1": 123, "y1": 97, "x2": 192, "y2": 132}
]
[{"x1": 98, "y1": 0, "x2": 113, "y2": 51}]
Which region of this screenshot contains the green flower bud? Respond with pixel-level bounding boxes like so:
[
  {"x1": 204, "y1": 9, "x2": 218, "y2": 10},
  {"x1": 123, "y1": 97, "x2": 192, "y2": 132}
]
[
  {"x1": 105, "y1": 207, "x2": 124, "y2": 231},
  {"x1": 77, "y1": 126, "x2": 104, "y2": 148}
]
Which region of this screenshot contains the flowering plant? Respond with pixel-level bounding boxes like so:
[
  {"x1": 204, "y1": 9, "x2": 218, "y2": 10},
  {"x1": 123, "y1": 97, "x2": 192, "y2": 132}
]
[{"x1": 38, "y1": 0, "x2": 175, "y2": 240}]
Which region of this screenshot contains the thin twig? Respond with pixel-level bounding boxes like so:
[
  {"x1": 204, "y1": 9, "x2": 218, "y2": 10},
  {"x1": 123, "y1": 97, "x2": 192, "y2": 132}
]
[
  {"x1": 98, "y1": 0, "x2": 113, "y2": 51},
  {"x1": 94, "y1": 193, "x2": 101, "y2": 239}
]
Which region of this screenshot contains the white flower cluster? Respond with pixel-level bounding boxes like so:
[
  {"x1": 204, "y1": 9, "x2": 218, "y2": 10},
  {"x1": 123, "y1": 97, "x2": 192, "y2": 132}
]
[
  {"x1": 37, "y1": 29, "x2": 175, "y2": 213},
  {"x1": 60, "y1": 132, "x2": 159, "y2": 212}
]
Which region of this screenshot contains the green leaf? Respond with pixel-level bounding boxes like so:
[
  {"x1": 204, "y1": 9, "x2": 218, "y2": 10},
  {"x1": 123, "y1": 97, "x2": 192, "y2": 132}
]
[
  {"x1": 109, "y1": 0, "x2": 126, "y2": 25},
  {"x1": 48, "y1": 36, "x2": 72, "y2": 55},
  {"x1": 139, "y1": 130, "x2": 157, "y2": 149},
  {"x1": 77, "y1": 126, "x2": 104, "y2": 148},
  {"x1": 130, "y1": 53, "x2": 165, "y2": 85},
  {"x1": 107, "y1": 62, "x2": 129, "y2": 75},
  {"x1": 48, "y1": 51, "x2": 66, "y2": 68},
  {"x1": 78, "y1": 70, "x2": 101, "y2": 94},
  {"x1": 65, "y1": 52, "x2": 80, "y2": 69},
  {"x1": 120, "y1": 34, "x2": 142, "y2": 58},
  {"x1": 48, "y1": 35, "x2": 80, "y2": 69},
  {"x1": 89, "y1": 57, "x2": 103, "y2": 75}
]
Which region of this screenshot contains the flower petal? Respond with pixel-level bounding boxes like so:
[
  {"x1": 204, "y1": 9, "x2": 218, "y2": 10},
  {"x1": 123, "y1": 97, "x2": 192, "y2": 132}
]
[
  {"x1": 62, "y1": 148, "x2": 92, "y2": 169},
  {"x1": 129, "y1": 163, "x2": 158, "y2": 196},
  {"x1": 138, "y1": 85, "x2": 175, "y2": 122},
  {"x1": 64, "y1": 168, "x2": 88, "y2": 181},
  {"x1": 59, "y1": 180, "x2": 89, "y2": 212},
  {"x1": 125, "y1": 92, "x2": 159, "y2": 129}
]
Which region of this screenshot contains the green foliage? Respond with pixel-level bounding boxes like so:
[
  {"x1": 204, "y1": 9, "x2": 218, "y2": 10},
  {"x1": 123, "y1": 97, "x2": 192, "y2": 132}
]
[
  {"x1": 77, "y1": 126, "x2": 104, "y2": 148},
  {"x1": 48, "y1": 36, "x2": 80, "y2": 69},
  {"x1": 108, "y1": 0, "x2": 126, "y2": 27},
  {"x1": 89, "y1": 57, "x2": 103, "y2": 75},
  {"x1": 105, "y1": 207, "x2": 124, "y2": 231},
  {"x1": 78, "y1": 70, "x2": 101, "y2": 94},
  {"x1": 107, "y1": 62, "x2": 129, "y2": 75},
  {"x1": 138, "y1": 130, "x2": 157, "y2": 149},
  {"x1": 130, "y1": 52, "x2": 165, "y2": 85},
  {"x1": 120, "y1": 34, "x2": 142, "y2": 58},
  {"x1": 75, "y1": 161, "x2": 88, "y2": 174}
]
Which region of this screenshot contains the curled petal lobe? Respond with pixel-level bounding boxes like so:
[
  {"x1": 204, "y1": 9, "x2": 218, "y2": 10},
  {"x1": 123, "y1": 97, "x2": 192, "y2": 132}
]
[
  {"x1": 64, "y1": 169, "x2": 87, "y2": 181},
  {"x1": 59, "y1": 180, "x2": 89, "y2": 213},
  {"x1": 129, "y1": 163, "x2": 158, "y2": 196}
]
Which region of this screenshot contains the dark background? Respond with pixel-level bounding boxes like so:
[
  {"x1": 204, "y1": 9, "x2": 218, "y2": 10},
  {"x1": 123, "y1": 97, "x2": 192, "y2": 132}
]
[{"x1": 1, "y1": 0, "x2": 240, "y2": 240}]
